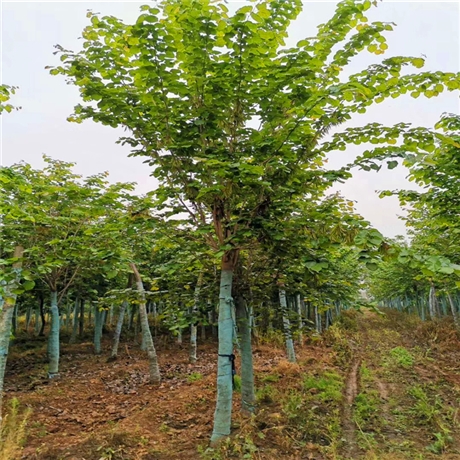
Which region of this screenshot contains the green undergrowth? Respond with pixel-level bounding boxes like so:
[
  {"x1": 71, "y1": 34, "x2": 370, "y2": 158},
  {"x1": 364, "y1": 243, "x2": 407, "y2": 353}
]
[{"x1": 0, "y1": 398, "x2": 31, "y2": 460}]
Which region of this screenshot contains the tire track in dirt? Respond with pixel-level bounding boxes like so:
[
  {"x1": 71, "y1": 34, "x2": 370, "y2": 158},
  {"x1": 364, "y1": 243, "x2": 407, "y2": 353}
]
[{"x1": 342, "y1": 356, "x2": 361, "y2": 459}]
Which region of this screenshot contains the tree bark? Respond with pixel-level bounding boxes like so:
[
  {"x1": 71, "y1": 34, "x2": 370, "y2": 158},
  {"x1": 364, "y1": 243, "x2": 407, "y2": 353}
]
[
  {"x1": 48, "y1": 290, "x2": 60, "y2": 378},
  {"x1": 130, "y1": 263, "x2": 161, "y2": 384},
  {"x1": 211, "y1": 255, "x2": 236, "y2": 445},
  {"x1": 110, "y1": 301, "x2": 127, "y2": 360},
  {"x1": 235, "y1": 294, "x2": 256, "y2": 415},
  {"x1": 279, "y1": 289, "x2": 296, "y2": 363},
  {"x1": 190, "y1": 273, "x2": 203, "y2": 364},
  {"x1": 0, "y1": 246, "x2": 24, "y2": 420}
]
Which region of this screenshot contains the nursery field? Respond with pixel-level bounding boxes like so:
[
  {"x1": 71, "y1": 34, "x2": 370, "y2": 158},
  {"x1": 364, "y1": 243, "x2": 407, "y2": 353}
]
[{"x1": 4, "y1": 309, "x2": 460, "y2": 460}]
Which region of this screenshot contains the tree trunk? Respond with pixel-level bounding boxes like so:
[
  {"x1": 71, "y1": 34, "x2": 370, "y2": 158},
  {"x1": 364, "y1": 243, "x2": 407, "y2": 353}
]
[
  {"x1": 25, "y1": 306, "x2": 32, "y2": 333},
  {"x1": 210, "y1": 256, "x2": 236, "y2": 445},
  {"x1": 110, "y1": 301, "x2": 127, "y2": 360},
  {"x1": 48, "y1": 291, "x2": 60, "y2": 378},
  {"x1": 0, "y1": 246, "x2": 23, "y2": 420},
  {"x1": 93, "y1": 305, "x2": 103, "y2": 355},
  {"x1": 79, "y1": 299, "x2": 85, "y2": 337},
  {"x1": 69, "y1": 297, "x2": 79, "y2": 344},
  {"x1": 39, "y1": 294, "x2": 46, "y2": 336},
  {"x1": 235, "y1": 295, "x2": 256, "y2": 415},
  {"x1": 296, "y1": 293, "x2": 303, "y2": 344},
  {"x1": 279, "y1": 289, "x2": 296, "y2": 363},
  {"x1": 34, "y1": 304, "x2": 41, "y2": 336},
  {"x1": 190, "y1": 273, "x2": 203, "y2": 364},
  {"x1": 447, "y1": 292, "x2": 459, "y2": 327},
  {"x1": 130, "y1": 263, "x2": 161, "y2": 384},
  {"x1": 428, "y1": 283, "x2": 437, "y2": 319}
]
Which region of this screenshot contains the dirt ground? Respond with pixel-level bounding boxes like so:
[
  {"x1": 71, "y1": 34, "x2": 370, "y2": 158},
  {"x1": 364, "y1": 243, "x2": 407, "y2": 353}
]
[{"x1": 4, "y1": 309, "x2": 460, "y2": 459}]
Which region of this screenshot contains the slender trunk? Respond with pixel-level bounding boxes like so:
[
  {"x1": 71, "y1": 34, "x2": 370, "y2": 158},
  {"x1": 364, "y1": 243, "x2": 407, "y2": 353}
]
[
  {"x1": 128, "y1": 304, "x2": 135, "y2": 331},
  {"x1": 25, "y1": 306, "x2": 32, "y2": 333},
  {"x1": 110, "y1": 301, "x2": 127, "y2": 360},
  {"x1": 315, "y1": 305, "x2": 322, "y2": 334},
  {"x1": 130, "y1": 263, "x2": 161, "y2": 384},
  {"x1": 447, "y1": 292, "x2": 459, "y2": 327},
  {"x1": 34, "y1": 304, "x2": 41, "y2": 336},
  {"x1": 48, "y1": 291, "x2": 60, "y2": 378},
  {"x1": 88, "y1": 303, "x2": 92, "y2": 327},
  {"x1": 177, "y1": 328, "x2": 182, "y2": 344},
  {"x1": 93, "y1": 305, "x2": 103, "y2": 355},
  {"x1": 279, "y1": 289, "x2": 296, "y2": 363},
  {"x1": 108, "y1": 304, "x2": 114, "y2": 327},
  {"x1": 69, "y1": 297, "x2": 79, "y2": 344},
  {"x1": 190, "y1": 273, "x2": 203, "y2": 364},
  {"x1": 39, "y1": 294, "x2": 46, "y2": 336},
  {"x1": 296, "y1": 294, "x2": 303, "y2": 344},
  {"x1": 0, "y1": 246, "x2": 23, "y2": 420},
  {"x1": 12, "y1": 303, "x2": 18, "y2": 336},
  {"x1": 210, "y1": 257, "x2": 235, "y2": 445},
  {"x1": 235, "y1": 295, "x2": 256, "y2": 415},
  {"x1": 79, "y1": 299, "x2": 85, "y2": 337},
  {"x1": 428, "y1": 283, "x2": 437, "y2": 319}
]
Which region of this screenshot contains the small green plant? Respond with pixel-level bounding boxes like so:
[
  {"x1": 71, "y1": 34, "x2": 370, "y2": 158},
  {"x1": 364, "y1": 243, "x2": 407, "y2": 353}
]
[
  {"x1": 426, "y1": 430, "x2": 453, "y2": 454},
  {"x1": 389, "y1": 346, "x2": 414, "y2": 368},
  {"x1": 408, "y1": 385, "x2": 440, "y2": 422},
  {"x1": 303, "y1": 371, "x2": 343, "y2": 403},
  {"x1": 259, "y1": 373, "x2": 280, "y2": 383},
  {"x1": 233, "y1": 375, "x2": 241, "y2": 393},
  {"x1": 256, "y1": 384, "x2": 278, "y2": 403},
  {"x1": 0, "y1": 398, "x2": 31, "y2": 460},
  {"x1": 159, "y1": 422, "x2": 170, "y2": 433},
  {"x1": 187, "y1": 372, "x2": 203, "y2": 383}
]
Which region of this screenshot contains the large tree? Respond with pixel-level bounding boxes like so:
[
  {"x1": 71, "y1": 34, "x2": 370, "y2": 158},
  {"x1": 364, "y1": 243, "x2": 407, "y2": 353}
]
[{"x1": 50, "y1": 0, "x2": 460, "y2": 442}]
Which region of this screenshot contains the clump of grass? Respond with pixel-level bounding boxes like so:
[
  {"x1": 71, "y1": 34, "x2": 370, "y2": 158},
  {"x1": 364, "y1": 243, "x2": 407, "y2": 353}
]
[
  {"x1": 187, "y1": 372, "x2": 203, "y2": 383},
  {"x1": 389, "y1": 346, "x2": 414, "y2": 368},
  {"x1": 0, "y1": 398, "x2": 31, "y2": 460},
  {"x1": 303, "y1": 371, "x2": 343, "y2": 403}
]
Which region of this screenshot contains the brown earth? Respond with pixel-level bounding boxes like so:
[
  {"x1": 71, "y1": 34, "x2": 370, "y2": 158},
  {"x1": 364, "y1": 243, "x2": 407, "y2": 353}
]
[{"x1": 3, "y1": 309, "x2": 460, "y2": 460}]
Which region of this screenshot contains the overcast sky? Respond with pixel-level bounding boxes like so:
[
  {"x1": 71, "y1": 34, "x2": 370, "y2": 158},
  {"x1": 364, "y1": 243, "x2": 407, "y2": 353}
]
[{"x1": 1, "y1": 1, "x2": 459, "y2": 237}]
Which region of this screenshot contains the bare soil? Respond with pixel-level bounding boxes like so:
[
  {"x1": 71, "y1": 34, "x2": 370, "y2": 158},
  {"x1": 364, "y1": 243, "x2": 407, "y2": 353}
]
[{"x1": 4, "y1": 309, "x2": 460, "y2": 459}]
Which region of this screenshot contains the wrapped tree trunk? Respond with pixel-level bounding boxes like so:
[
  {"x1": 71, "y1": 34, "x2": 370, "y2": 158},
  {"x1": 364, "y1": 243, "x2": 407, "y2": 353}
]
[
  {"x1": 130, "y1": 263, "x2": 161, "y2": 384},
  {"x1": 211, "y1": 252, "x2": 237, "y2": 445},
  {"x1": 235, "y1": 294, "x2": 256, "y2": 415},
  {"x1": 0, "y1": 246, "x2": 24, "y2": 420},
  {"x1": 48, "y1": 290, "x2": 60, "y2": 378}
]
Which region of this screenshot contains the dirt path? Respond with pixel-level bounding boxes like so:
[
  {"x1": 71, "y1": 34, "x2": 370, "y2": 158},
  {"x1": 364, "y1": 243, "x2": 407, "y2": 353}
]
[{"x1": 342, "y1": 357, "x2": 361, "y2": 458}]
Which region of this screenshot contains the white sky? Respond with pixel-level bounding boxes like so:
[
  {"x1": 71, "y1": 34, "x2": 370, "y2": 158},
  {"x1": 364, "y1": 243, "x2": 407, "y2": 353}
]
[{"x1": 1, "y1": 1, "x2": 459, "y2": 238}]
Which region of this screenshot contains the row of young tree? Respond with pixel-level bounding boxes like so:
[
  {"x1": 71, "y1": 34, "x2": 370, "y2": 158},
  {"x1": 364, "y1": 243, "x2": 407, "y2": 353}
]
[
  {"x1": 2, "y1": 0, "x2": 460, "y2": 444},
  {"x1": 367, "y1": 114, "x2": 460, "y2": 322}
]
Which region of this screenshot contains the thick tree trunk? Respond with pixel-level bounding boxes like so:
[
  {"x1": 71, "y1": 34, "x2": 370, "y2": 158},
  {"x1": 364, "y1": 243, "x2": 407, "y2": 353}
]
[
  {"x1": 110, "y1": 301, "x2": 127, "y2": 360},
  {"x1": 130, "y1": 263, "x2": 161, "y2": 384},
  {"x1": 279, "y1": 289, "x2": 296, "y2": 363},
  {"x1": 48, "y1": 291, "x2": 60, "y2": 378},
  {"x1": 211, "y1": 256, "x2": 236, "y2": 445},
  {"x1": 235, "y1": 295, "x2": 256, "y2": 415},
  {"x1": 190, "y1": 273, "x2": 203, "y2": 364},
  {"x1": 0, "y1": 246, "x2": 24, "y2": 420}
]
